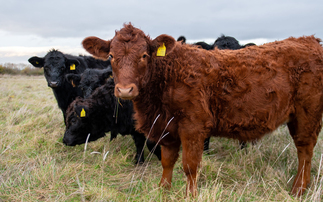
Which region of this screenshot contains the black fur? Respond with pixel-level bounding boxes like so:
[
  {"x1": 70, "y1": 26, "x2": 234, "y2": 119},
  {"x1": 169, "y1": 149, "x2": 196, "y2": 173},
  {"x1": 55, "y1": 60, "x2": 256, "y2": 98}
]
[
  {"x1": 177, "y1": 35, "x2": 256, "y2": 50},
  {"x1": 213, "y1": 34, "x2": 243, "y2": 50},
  {"x1": 194, "y1": 41, "x2": 213, "y2": 50},
  {"x1": 63, "y1": 78, "x2": 162, "y2": 164},
  {"x1": 28, "y1": 49, "x2": 110, "y2": 123},
  {"x1": 177, "y1": 36, "x2": 186, "y2": 44},
  {"x1": 66, "y1": 66, "x2": 112, "y2": 98}
]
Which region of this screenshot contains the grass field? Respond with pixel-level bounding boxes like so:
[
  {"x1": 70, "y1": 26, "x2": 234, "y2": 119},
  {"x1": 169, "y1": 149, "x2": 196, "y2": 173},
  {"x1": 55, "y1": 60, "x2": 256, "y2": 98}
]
[{"x1": 0, "y1": 75, "x2": 322, "y2": 201}]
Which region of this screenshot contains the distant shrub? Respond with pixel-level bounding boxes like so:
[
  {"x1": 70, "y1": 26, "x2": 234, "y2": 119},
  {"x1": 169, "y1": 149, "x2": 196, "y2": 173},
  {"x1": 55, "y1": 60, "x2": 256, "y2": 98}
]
[
  {"x1": 21, "y1": 66, "x2": 44, "y2": 76},
  {"x1": 0, "y1": 63, "x2": 43, "y2": 76}
]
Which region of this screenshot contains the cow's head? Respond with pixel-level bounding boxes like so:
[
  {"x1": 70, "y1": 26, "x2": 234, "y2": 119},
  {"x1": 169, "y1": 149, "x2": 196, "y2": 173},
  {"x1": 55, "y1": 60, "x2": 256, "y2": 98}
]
[
  {"x1": 28, "y1": 50, "x2": 80, "y2": 88},
  {"x1": 82, "y1": 23, "x2": 176, "y2": 100},
  {"x1": 213, "y1": 35, "x2": 242, "y2": 50},
  {"x1": 63, "y1": 100, "x2": 105, "y2": 146},
  {"x1": 66, "y1": 66, "x2": 112, "y2": 98}
]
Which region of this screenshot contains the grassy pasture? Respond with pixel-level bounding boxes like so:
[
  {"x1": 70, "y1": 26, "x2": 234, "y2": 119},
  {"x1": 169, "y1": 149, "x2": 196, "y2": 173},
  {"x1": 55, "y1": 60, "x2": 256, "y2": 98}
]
[{"x1": 0, "y1": 75, "x2": 322, "y2": 201}]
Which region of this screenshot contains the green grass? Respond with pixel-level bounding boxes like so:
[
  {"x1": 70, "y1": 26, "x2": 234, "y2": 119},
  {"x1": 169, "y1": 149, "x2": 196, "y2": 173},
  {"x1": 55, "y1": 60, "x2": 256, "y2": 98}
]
[{"x1": 0, "y1": 75, "x2": 322, "y2": 201}]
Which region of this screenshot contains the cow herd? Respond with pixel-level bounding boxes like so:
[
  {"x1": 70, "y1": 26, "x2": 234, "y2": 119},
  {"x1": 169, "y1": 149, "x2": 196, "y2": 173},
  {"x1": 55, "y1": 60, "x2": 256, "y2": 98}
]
[{"x1": 29, "y1": 23, "x2": 323, "y2": 197}]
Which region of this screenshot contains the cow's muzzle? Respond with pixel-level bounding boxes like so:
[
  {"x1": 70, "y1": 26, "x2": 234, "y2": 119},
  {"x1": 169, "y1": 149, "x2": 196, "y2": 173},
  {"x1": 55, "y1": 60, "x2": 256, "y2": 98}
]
[
  {"x1": 115, "y1": 83, "x2": 138, "y2": 99},
  {"x1": 48, "y1": 81, "x2": 59, "y2": 88}
]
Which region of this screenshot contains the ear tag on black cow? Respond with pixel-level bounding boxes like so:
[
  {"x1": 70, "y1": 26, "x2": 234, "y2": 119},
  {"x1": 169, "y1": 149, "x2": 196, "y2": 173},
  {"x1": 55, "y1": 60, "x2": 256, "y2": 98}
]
[
  {"x1": 71, "y1": 80, "x2": 76, "y2": 87},
  {"x1": 36, "y1": 61, "x2": 39, "y2": 64},
  {"x1": 157, "y1": 43, "x2": 166, "y2": 57},
  {"x1": 70, "y1": 64, "x2": 76, "y2": 70},
  {"x1": 80, "y1": 108, "x2": 86, "y2": 117}
]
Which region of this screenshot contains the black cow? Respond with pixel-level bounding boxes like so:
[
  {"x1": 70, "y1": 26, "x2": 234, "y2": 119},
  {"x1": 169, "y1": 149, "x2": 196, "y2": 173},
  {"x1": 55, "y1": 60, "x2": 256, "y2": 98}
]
[
  {"x1": 213, "y1": 35, "x2": 243, "y2": 50},
  {"x1": 28, "y1": 49, "x2": 110, "y2": 123},
  {"x1": 194, "y1": 42, "x2": 213, "y2": 50},
  {"x1": 177, "y1": 35, "x2": 256, "y2": 50},
  {"x1": 63, "y1": 78, "x2": 162, "y2": 164},
  {"x1": 176, "y1": 36, "x2": 213, "y2": 50},
  {"x1": 177, "y1": 36, "x2": 186, "y2": 44},
  {"x1": 65, "y1": 67, "x2": 112, "y2": 98}
]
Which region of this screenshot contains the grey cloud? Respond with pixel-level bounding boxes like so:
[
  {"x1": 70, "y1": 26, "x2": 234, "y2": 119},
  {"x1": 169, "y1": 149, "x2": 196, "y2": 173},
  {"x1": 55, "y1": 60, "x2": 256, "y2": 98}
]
[{"x1": 0, "y1": 0, "x2": 322, "y2": 40}]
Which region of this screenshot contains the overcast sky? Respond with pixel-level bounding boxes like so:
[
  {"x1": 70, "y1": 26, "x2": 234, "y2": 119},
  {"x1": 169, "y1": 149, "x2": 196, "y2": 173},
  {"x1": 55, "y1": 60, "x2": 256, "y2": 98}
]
[{"x1": 0, "y1": 0, "x2": 322, "y2": 64}]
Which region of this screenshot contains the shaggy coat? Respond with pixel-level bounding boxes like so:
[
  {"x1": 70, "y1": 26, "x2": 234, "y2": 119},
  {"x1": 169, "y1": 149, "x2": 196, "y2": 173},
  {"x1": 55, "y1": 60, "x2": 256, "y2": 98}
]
[
  {"x1": 28, "y1": 50, "x2": 110, "y2": 123},
  {"x1": 177, "y1": 35, "x2": 256, "y2": 50},
  {"x1": 177, "y1": 35, "x2": 256, "y2": 150},
  {"x1": 63, "y1": 78, "x2": 161, "y2": 164},
  {"x1": 82, "y1": 23, "x2": 323, "y2": 197},
  {"x1": 66, "y1": 66, "x2": 112, "y2": 98}
]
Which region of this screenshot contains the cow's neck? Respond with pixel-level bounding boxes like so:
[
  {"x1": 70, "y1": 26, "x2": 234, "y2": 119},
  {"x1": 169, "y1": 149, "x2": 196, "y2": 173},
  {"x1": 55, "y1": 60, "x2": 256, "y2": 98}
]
[
  {"x1": 131, "y1": 58, "x2": 179, "y2": 144},
  {"x1": 52, "y1": 82, "x2": 76, "y2": 111}
]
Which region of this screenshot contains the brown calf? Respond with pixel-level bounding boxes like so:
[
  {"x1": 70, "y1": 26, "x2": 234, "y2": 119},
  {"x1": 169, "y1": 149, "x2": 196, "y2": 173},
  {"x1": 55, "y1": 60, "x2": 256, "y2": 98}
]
[{"x1": 82, "y1": 23, "x2": 323, "y2": 197}]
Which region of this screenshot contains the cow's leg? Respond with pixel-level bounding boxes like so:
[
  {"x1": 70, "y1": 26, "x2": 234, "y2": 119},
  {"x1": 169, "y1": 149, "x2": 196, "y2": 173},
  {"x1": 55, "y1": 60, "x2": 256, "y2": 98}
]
[
  {"x1": 110, "y1": 130, "x2": 118, "y2": 141},
  {"x1": 131, "y1": 131, "x2": 146, "y2": 164},
  {"x1": 287, "y1": 113, "x2": 321, "y2": 196},
  {"x1": 181, "y1": 134, "x2": 205, "y2": 197},
  {"x1": 239, "y1": 141, "x2": 247, "y2": 149},
  {"x1": 146, "y1": 139, "x2": 162, "y2": 160},
  {"x1": 62, "y1": 110, "x2": 67, "y2": 125},
  {"x1": 203, "y1": 137, "x2": 210, "y2": 151},
  {"x1": 159, "y1": 142, "x2": 180, "y2": 189}
]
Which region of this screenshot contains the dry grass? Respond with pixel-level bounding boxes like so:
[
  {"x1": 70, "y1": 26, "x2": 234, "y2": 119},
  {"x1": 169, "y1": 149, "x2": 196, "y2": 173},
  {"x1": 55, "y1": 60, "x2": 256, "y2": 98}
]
[{"x1": 0, "y1": 75, "x2": 322, "y2": 201}]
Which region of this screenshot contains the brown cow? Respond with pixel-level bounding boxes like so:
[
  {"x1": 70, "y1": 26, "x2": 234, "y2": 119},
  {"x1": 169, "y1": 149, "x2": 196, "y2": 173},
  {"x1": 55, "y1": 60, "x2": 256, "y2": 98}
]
[{"x1": 82, "y1": 23, "x2": 323, "y2": 197}]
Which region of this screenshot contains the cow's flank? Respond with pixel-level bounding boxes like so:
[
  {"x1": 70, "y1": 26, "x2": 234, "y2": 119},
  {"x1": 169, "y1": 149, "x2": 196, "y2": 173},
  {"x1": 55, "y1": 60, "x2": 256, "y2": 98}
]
[{"x1": 82, "y1": 23, "x2": 323, "y2": 197}]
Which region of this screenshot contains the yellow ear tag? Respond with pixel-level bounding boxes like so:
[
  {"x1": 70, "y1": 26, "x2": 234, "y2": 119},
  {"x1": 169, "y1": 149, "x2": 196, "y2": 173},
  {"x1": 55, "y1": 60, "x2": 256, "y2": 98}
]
[
  {"x1": 80, "y1": 108, "x2": 86, "y2": 117},
  {"x1": 70, "y1": 64, "x2": 75, "y2": 70},
  {"x1": 36, "y1": 61, "x2": 39, "y2": 64},
  {"x1": 156, "y1": 43, "x2": 166, "y2": 56}
]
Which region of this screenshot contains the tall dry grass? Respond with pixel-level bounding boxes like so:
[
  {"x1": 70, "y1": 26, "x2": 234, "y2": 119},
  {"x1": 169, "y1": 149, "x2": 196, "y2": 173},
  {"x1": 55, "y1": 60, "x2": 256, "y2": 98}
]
[{"x1": 0, "y1": 75, "x2": 322, "y2": 201}]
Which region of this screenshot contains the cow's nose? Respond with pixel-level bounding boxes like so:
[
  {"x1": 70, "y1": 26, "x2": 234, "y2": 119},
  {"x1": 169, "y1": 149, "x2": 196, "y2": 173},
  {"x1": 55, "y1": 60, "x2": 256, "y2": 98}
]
[
  {"x1": 115, "y1": 83, "x2": 138, "y2": 99},
  {"x1": 49, "y1": 81, "x2": 58, "y2": 87},
  {"x1": 62, "y1": 137, "x2": 69, "y2": 145},
  {"x1": 117, "y1": 87, "x2": 133, "y2": 96}
]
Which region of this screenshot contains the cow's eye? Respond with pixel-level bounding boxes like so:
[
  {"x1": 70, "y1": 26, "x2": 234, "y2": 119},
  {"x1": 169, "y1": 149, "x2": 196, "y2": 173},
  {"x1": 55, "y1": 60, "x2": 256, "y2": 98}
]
[
  {"x1": 71, "y1": 117, "x2": 77, "y2": 124},
  {"x1": 142, "y1": 54, "x2": 147, "y2": 59},
  {"x1": 108, "y1": 54, "x2": 113, "y2": 60}
]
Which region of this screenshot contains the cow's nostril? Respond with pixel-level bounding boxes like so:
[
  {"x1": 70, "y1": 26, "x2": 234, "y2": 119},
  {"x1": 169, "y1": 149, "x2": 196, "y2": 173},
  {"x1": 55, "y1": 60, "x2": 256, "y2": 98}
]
[{"x1": 129, "y1": 87, "x2": 133, "y2": 93}]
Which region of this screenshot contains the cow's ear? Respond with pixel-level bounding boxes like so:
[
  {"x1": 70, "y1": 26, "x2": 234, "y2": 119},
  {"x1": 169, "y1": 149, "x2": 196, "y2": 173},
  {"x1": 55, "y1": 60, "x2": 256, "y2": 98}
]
[
  {"x1": 98, "y1": 65, "x2": 113, "y2": 82},
  {"x1": 66, "y1": 59, "x2": 80, "y2": 71},
  {"x1": 66, "y1": 73, "x2": 81, "y2": 87},
  {"x1": 151, "y1": 34, "x2": 176, "y2": 56},
  {"x1": 75, "y1": 105, "x2": 90, "y2": 118},
  {"x1": 82, "y1": 36, "x2": 111, "y2": 60},
  {"x1": 28, "y1": 56, "x2": 44, "y2": 68}
]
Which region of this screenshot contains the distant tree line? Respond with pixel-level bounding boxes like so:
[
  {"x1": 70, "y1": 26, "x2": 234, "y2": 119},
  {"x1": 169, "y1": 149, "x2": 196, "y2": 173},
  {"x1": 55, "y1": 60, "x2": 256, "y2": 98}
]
[{"x1": 0, "y1": 63, "x2": 43, "y2": 75}]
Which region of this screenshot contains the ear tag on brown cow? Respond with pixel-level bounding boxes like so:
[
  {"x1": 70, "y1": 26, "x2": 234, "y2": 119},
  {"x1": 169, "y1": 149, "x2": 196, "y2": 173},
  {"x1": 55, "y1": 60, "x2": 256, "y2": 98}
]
[
  {"x1": 70, "y1": 64, "x2": 76, "y2": 70},
  {"x1": 80, "y1": 108, "x2": 86, "y2": 117},
  {"x1": 157, "y1": 43, "x2": 166, "y2": 57}
]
